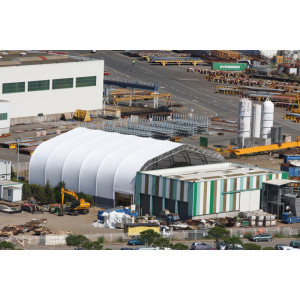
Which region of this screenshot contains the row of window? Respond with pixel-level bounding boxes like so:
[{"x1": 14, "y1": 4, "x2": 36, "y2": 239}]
[
  {"x1": 2, "y1": 76, "x2": 97, "y2": 94},
  {"x1": 0, "y1": 113, "x2": 8, "y2": 121}
]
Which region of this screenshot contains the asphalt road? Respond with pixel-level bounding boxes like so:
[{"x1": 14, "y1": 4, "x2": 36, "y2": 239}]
[{"x1": 67, "y1": 50, "x2": 300, "y2": 140}]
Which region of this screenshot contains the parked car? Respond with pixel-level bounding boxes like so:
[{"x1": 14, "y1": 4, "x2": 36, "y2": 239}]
[
  {"x1": 250, "y1": 233, "x2": 272, "y2": 242},
  {"x1": 127, "y1": 238, "x2": 145, "y2": 246},
  {"x1": 195, "y1": 244, "x2": 213, "y2": 250},
  {"x1": 275, "y1": 244, "x2": 289, "y2": 250},
  {"x1": 224, "y1": 244, "x2": 243, "y2": 250},
  {"x1": 135, "y1": 247, "x2": 159, "y2": 250},
  {"x1": 190, "y1": 242, "x2": 213, "y2": 250},
  {"x1": 276, "y1": 245, "x2": 299, "y2": 250},
  {"x1": 191, "y1": 242, "x2": 210, "y2": 250},
  {"x1": 289, "y1": 241, "x2": 300, "y2": 248},
  {"x1": 216, "y1": 241, "x2": 227, "y2": 250}
]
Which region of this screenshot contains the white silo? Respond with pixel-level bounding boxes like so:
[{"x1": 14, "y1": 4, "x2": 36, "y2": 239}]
[
  {"x1": 252, "y1": 103, "x2": 262, "y2": 138},
  {"x1": 238, "y1": 98, "x2": 252, "y2": 147},
  {"x1": 260, "y1": 99, "x2": 274, "y2": 139}
]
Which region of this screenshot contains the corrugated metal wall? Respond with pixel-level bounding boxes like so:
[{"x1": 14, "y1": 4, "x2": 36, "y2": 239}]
[{"x1": 135, "y1": 171, "x2": 289, "y2": 218}]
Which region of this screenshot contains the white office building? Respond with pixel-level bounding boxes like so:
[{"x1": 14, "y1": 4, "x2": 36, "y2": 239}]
[{"x1": 0, "y1": 51, "x2": 104, "y2": 124}]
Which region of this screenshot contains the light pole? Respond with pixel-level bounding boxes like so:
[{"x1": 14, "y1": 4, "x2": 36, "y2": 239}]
[{"x1": 15, "y1": 138, "x2": 21, "y2": 181}]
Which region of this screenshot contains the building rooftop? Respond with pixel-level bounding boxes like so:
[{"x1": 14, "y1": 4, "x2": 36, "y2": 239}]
[
  {"x1": 0, "y1": 51, "x2": 95, "y2": 67},
  {"x1": 0, "y1": 180, "x2": 23, "y2": 185},
  {"x1": 263, "y1": 179, "x2": 298, "y2": 186},
  {"x1": 141, "y1": 162, "x2": 282, "y2": 182}
]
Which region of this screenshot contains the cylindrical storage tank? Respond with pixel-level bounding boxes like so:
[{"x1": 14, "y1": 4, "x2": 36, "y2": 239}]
[
  {"x1": 238, "y1": 98, "x2": 252, "y2": 138},
  {"x1": 251, "y1": 103, "x2": 261, "y2": 138},
  {"x1": 260, "y1": 99, "x2": 274, "y2": 139},
  {"x1": 238, "y1": 98, "x2": 252, "y2": 148}
]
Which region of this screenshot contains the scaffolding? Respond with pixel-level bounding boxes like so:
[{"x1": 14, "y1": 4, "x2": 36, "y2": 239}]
[{"x1": 78, "y1": 113, "x2": 209, "y2": 140}]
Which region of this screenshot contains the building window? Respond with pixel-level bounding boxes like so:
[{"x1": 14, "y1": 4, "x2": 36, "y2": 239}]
[
  {"x1": 2, "y1": 82, "x2": 25, "y2": 94},
  {"x1": 76, "y1": 76, "x2": 96, "y2": 87},
  {"x1": 52, "y1": 78, "x2": 74, "y2": 90},
  {"x1": 0, "y1": 113, "x2": 8, "y2": 120},
  {"x1": 28, "y1": 80, "x2": 50, "y2": 92}
]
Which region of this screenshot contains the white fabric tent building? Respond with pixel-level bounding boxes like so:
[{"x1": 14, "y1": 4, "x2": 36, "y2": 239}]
[{"x1": 29, "y1": 127, "x2": 224, "y2": 208}]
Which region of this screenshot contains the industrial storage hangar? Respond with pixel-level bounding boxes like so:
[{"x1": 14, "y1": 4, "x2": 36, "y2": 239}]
[
  {"x1": 29, "y1": 127, "x2": 225, "y2": 208},
  {"x1": 0, "y1": 51, "x2": 103, "y2": 124},
  {"x1": 136, "y1": 163, "x2": 288, "y2": 220}
]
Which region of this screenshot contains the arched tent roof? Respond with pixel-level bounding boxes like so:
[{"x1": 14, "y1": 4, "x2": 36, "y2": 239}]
[{"x1": 29, "y1": 128, "x2": 224, "y2": 202}]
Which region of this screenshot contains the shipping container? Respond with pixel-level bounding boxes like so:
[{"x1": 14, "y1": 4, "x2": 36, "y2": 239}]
[
  {"x1": 212, "y1": 63, "x2": 248, "y2": 71},
  {"x1": 280, "y1": 163, "x2": 299, "y2": 177},
  {"x1": 284, "y1": 155, "x2": 300, "y2": 164}
]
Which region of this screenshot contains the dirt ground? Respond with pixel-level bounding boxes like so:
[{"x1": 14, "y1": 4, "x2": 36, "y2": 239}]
[
  {"x1": 0, "y1": 207, "x2": 122, "y2": 235},
  {"x1": 227, "y1": 153, "x2": 283, "y2": 171}
]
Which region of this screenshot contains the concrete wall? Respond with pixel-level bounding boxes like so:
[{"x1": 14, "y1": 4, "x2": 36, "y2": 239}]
[{"x1": 0, "y1": 60, "x2": 104, "y2": 119}]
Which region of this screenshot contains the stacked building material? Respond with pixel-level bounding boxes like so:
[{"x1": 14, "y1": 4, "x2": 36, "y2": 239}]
[{"x1": 239, "y1": 210, "x2": 276, "y2": 227}]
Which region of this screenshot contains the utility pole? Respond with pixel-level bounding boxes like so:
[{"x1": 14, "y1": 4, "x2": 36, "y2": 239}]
[{"x1": 15, "y1": 138, "x2": 21, "y2": 181}]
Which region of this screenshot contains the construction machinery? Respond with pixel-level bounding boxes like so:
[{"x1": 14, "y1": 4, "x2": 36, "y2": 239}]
[
  {"x1": 228, "y1": 138, "x2": 300, "y2": 156},
  {"x1": 59, "y1": 188, "x2": 90, "y2": 216},
  {"x1": 21, "y1": 200, "x2": 44, "y2": 214},
  {"x1": 74, "y1": 109, "x2": 92, "y2": 122}
]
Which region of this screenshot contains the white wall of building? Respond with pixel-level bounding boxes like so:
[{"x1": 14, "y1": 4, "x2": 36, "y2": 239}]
[
  {"x1": 0, "y1": 160, "x2": 11, "y2": 180},
  {"x1": 0, "y1": 100, "x2": 10, "y2": 134},
  {"x1": 0, "y1": 184, "x2": 23, "y2": 202},
  {"x1": 0, "y1": 60, "x2": 104, "y2": 119}
]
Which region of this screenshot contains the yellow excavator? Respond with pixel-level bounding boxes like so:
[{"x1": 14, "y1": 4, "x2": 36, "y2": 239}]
[{"x1": 59, "y1": 187, "x2": 90, "y2": 216}]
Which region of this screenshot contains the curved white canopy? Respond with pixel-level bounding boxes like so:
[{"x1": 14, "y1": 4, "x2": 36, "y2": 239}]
[{"x1": 29, "y1": 127, "x2": 181, "y2": 200}]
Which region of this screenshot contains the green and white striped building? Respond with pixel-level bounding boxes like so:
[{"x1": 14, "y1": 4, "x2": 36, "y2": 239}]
[{"x1": 135, "y1": 163, "x2": 288, "y2": 220}]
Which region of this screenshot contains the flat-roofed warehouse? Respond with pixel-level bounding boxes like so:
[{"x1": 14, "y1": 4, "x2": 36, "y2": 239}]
[
  {"x1": 0, "y1": 51, "x2": 103, "y2": 124},
  {"x1": 28, "y1": 127, "x2": 225, "y2": 208},
  {"x1": 136, "y1": 163, "x2": 289, "y2": 220}
]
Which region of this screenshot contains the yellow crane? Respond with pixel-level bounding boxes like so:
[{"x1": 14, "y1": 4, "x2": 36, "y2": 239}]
[
  {"x1": 229, "y1": 139, "x2": 300, "y2": 156},
  {"x1": 59, "y1": 187, "x2": 90, "y2": 216}
]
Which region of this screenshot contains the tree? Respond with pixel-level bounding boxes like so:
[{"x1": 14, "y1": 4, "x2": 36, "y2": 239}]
[
  {"x1": 66, "y1": 234, "x2": 89, "y2": 248},
  {"x1": 30, "y1": 184, "x2": 47, "y2": 204},
  {"x1": 224, "y1": 236, "x2": 242, "y2": 250},
  {"x1": 44, "y1": 181, "x2": 56, "y2": 204},
  {"x1": 0, "y1": 241, "x2": 15, "y2": 250},
  {"x1": 139, "y1": 229, "x2": 160, "y2": 247},
  {"x1": 170, "y1": 243, "x2": 189, "y2": 250},
  {"x1": 153, "y1": 237, "x2": 170, "y2": 249},
  {"x1": 208, "y1": 226, "x2": 230, "y2": 245},
  {"x1": 22, "y1": 182, "x2": 31, "y2": 199}
]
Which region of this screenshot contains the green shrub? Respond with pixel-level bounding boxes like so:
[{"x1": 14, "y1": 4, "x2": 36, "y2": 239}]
[
  {"x1": 274, "y1": 232, "x2": 285, "y2": 238},
  {"x1": 170, "y1": 243, "x2": 189, "y2": 250},
  {"x1": 0, "y1": 241, "x2": 15, "y2": 250},
  {"x1": 243, "y1": 232, "x2": 253, "y2": 240},
  {"x1": 115, "y1": 236, "x2": 124, "y2": 243},
  {"x1": 242, "y1": 243, "x2": 261, "y2": 250},
  {"x1": 263, "y1": 247, "x2": 275, "y2": 250},
  {"x1": 66, "y1": 234, "x2": 89, "y2": 247}
]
